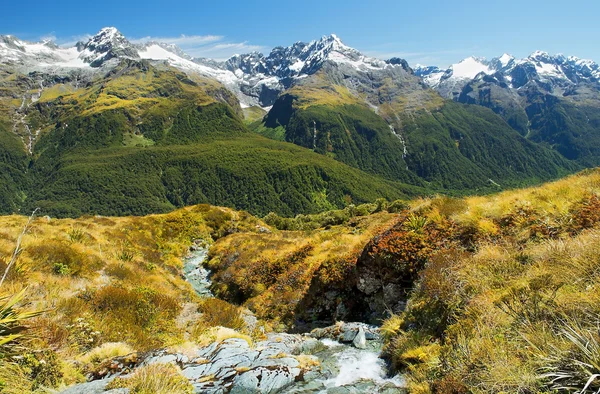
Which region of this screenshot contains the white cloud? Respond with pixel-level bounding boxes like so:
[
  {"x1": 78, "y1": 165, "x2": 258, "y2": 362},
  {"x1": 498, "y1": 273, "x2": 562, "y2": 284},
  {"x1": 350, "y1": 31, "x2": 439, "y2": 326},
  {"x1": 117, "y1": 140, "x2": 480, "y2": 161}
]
[
  {"x1": 131, "y1": 34, "x2": 265, "y2": 61},
  {"x1": 56, "y1": 34, "x2": 93, "y2": 47},
  {"x1": 38, "y1": 30, "x2": 265, "y2": 61},
  {"x1": 130, "y1": 34, "x2": 223, "y2": 46}
]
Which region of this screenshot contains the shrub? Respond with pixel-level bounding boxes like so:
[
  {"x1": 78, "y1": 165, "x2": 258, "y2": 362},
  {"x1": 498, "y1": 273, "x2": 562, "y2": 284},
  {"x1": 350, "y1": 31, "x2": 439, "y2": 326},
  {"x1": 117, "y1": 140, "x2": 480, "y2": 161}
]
[
  {"x1": 0, "y1": 361, "x2": 32, "y2": 393},
  {"x1": 67, "y1": 227, "x2": 86, "y2": 243},
  {"x1": 0, "y1": 290, "x2": 42, "y2": 352},
  {"x1": 89, "y1": 286, "x2": 181, "y2": 329},
  {"x1": 387, "y1": 199, "x2": 409, "y2": 213},
  {"x1": 540, "y1": 319, "x2": 600, "y2": 393},
  {"x1": 27, "y1": 240, "x2": 101, "y2": 277},
  {"x1": 66, "y1": 317, "x2": 101, "y2": 352},
  {"x1": 430, "y1": 196, "x2": 468, "y2": 217},
  {"x1": 203, "y1": 208, "x2": 233, "y2": 239},
  {"x1": 16, "y1": 349, "x2": 63, "y2": 389},
  {"x1": 53, "y1": 262, "x2": 71, "y2": 276},
  {"x1": 105, "y1": 263, "x2": 135, "y2": 281},
  {"x1": 569, "y1": 194, "x2": 600, "y2": 234},
  {"x1": 107, "y1": 363, "x2": 193, "y2": 394},
  {"x1": 198, "y1": 298, "x2": 245, "y2": 331},
  {"x1": 78, "y1": 342, "x2": 135, "y2": 366},
  {"x1": 404, "y1": 214, "x2": 429, "y2": 233}
]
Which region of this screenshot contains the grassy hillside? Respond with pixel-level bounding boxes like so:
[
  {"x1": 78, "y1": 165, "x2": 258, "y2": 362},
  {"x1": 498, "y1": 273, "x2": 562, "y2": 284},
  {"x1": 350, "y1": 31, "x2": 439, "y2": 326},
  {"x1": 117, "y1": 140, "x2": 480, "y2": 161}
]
[
  {"x1": 0, "y1": 61, "x2": 427, "y2": 218},
  {"x1": 260, "y1": 72, "x2": 577, "y2": 193},
  {"x1": 3, "y1": 169, "x2": 600, "y2": 392},
  {"x1": 205, "y1": 168, "x2": 600, "y2": 393},
  {"x1": 0, "y1": 205, "x2": 266, "y2": 392},
  {"x1": 28, "y1": 133, "x2": 423, "y2": 218},
  {"x1": 379, "y1": 169, "x2": 600, "y2": 393}
]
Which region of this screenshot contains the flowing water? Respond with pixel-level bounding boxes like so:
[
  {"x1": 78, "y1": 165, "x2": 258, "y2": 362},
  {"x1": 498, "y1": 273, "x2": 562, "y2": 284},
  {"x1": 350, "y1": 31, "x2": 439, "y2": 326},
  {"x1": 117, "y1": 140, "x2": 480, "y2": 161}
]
[
  {"x1": 182, "y1": 247, "x2": 406, "y2": 393},
  {"x1": 183, "y1": 246, "x2": 213, "y2": 297}
]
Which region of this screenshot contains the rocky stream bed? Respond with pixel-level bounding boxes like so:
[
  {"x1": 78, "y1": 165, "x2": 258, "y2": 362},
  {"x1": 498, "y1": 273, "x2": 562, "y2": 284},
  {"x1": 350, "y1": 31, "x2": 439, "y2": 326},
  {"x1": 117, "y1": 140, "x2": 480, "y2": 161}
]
[{"x1": 61, "y1": 246, "x2": 406, "y2": 393}]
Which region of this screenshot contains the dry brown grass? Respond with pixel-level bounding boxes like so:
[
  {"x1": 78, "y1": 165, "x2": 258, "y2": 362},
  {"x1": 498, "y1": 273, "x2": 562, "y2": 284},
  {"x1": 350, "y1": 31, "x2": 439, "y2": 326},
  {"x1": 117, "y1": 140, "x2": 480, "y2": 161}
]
[
  {"x1": 0, "y1": 205, "x2": 263, "y2": 391},
  {"x1": 207, "y1": 211, "x2": 399, "y2": 325},
  {"x1": 383, "y1": 169, "x2": 600, "y2": 393}
]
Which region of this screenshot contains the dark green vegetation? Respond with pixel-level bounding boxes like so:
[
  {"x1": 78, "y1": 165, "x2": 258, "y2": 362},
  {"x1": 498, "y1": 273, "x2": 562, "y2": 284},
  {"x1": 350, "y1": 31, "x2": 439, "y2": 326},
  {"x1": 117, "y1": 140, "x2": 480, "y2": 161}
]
[
  {"x1": 526, "y1": 96, "x2": 600, "y2": 165},
  {"x1": 266, "y1": 99, "x2": 420, "y2": 184},
  {"x1": 458, "y1": 76, "x2": 600, "y2": 167},
  {"x1": 0, "y1": 57, "x2": 594, "y2": 219},
  {"x1": 401, "y1": 102, "x2": 577, "y2": 190},
  {"x1": 0, "y1": 121, "x2": 29, "y2": 212},
  {"x1": 263, "y1": 90, "x2": 576, "y2": 192},
  {"x1": 29, "y1": 134, "x2": 418, "y2": 217},
  {"x1": 0, "y1": 61, "x2": 423, "y2": 218}
]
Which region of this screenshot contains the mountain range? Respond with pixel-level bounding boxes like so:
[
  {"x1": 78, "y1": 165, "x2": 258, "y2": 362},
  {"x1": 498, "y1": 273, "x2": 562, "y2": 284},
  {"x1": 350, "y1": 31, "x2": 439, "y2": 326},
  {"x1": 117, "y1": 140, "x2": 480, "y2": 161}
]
[{"x1": 1, "y1": 27, "x2": 598, "y2": 217}]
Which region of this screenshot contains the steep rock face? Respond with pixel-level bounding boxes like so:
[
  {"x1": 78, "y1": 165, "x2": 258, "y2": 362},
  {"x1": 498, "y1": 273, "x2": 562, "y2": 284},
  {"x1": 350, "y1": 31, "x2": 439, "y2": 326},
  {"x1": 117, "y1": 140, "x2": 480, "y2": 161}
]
[
  {"x1": 417, "y1": 52, "x2": 600, "y2": 165},
  {"x1": 293, "y1": 215, "x2": 450, "y2": 327},
  {"x1": 76, "y1": 27, "x2": 139, "y2": 67}
]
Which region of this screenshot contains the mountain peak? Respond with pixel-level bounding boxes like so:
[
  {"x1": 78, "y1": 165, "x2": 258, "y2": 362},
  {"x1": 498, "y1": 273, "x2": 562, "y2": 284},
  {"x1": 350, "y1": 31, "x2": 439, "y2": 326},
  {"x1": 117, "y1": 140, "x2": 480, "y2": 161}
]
[{"x1": 79, "y1": 26, "x2": 138, "y2": 67}]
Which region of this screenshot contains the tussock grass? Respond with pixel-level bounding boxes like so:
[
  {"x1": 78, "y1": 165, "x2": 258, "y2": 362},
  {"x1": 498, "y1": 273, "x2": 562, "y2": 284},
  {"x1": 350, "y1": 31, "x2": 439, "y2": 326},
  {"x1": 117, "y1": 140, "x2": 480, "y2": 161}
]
[
  {"x1": 0, "y1": 205, "x2": 262, "y2": 391},
  {"x1": 382, "y1": 169, "x2": 600, "y2": 393},
  {"x1": 78, "y1": 342, "x2": 135, "y2": 365},
  {"x1": 107, "y1": 363, "x2": 193, "y2": 394}
]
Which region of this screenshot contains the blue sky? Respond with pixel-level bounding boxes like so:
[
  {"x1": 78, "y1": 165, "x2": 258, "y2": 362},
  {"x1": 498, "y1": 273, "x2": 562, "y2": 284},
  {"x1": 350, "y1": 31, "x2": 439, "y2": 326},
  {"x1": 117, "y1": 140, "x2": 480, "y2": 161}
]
[{"x1": 3, "y1": 0, "x2": 599, "y2": 66}]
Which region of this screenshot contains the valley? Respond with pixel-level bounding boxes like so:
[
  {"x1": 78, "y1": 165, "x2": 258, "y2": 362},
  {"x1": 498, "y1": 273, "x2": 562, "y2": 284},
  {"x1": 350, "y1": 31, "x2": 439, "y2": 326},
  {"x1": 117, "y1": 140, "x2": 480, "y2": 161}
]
[
  {"x1": 2, "y1": 169, "x2": 600, "y2": 392},
  {"x1": 1, "y1": 22, "x2": 600, "y2": 394}
]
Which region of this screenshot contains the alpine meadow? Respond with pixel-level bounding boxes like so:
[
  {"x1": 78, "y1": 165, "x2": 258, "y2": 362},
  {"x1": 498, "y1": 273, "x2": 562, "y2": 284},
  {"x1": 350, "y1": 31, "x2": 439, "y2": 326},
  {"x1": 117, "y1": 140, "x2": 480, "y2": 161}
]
[{"x1": 2, "y1": 5, "x2": 600, "y2": 392}]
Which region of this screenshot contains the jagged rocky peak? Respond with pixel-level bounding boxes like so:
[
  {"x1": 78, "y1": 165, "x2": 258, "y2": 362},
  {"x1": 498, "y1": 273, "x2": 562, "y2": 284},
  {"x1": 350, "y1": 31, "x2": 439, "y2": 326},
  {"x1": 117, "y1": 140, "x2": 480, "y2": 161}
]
[
  {"x1": 225, "y1": 52, "x2": 267, "y2": 75},
  {"x1": 490, "y1": 53, "x2": 515, "y2": 70},
  {"x1": 78, "y1": 27, "x2": 139, "y2": 67},
  {"x1": 527, "y1": 50, "x2": 556, "y2": 63}
]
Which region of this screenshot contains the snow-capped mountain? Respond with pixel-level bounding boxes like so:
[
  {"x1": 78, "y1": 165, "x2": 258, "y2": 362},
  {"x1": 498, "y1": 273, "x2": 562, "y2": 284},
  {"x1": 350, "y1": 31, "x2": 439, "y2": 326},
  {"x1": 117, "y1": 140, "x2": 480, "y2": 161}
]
[
  {"x1": 3, "y1": 27, "x2": 599, "y2": 111},
  {"x1": 76, "y1": 27, "x2": 139, "y2": 67},
  {"x1": 193, "y1": 33, "x2": 390, "y2": 107},
  {"x1": 415, "y1": 51, "x2": 600, "y2": 99},
  {"x1": 0, "y1": 28, "x2": 396, "y2": 108}
]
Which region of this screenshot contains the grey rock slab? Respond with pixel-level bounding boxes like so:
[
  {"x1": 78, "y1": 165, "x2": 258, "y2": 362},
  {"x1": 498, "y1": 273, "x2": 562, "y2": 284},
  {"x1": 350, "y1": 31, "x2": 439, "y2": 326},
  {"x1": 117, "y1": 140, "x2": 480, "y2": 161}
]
[
  {"x1": 258, "y1": 367, "x2": 300, "y2": 393},
  {"x1": 253, "y1": 356, "x2": 300, "y2": 369},
  {"x1": 182, "y1": 364, "x2": 212, "y2": 380},
  {"x1": 352, "y1": 327, "x2": 367, "y2": 349},
  {"x1": 230, "y1": 371, "x2": 260, "y2": 394},
  {"x1": 142, "y1": 353, "x2": 178, "y2": 366},
  {"x1": 59, "y1": 378, "x2": 116, "y2": 394}
]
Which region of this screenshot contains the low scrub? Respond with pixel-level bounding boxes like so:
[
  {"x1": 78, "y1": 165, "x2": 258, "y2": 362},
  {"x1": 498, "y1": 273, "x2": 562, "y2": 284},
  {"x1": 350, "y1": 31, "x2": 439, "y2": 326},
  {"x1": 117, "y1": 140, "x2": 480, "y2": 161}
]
[{"x1": 107, "y1": 363, "x2": 193, "y2": 394}]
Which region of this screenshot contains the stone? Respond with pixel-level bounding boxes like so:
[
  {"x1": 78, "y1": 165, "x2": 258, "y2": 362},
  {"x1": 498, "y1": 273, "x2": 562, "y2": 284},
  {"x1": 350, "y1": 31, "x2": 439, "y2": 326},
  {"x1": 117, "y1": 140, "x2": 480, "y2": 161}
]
[
  {"x1": 230, "y1": 371, "x2": 260, "y2": 394},
  {"x1": 352, "y1": 327, "x2": 367, "y2": 349},
  {"x1": 59, "y1": 378, "x2": 116, "y2": 394}
]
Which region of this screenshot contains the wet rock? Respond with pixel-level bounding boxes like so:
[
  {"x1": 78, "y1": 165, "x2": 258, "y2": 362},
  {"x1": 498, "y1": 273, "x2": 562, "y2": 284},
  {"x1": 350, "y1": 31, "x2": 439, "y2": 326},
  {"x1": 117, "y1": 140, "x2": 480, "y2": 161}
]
[
  {"x1": 352, "y1": 327, "x2": 367, "y2": 349},
  {"x1": 59, "y1": 378, "x2": 117, "y2": 394},
  {"x1": 309, "y1": 322, "x2": 380, "y2": 343}
]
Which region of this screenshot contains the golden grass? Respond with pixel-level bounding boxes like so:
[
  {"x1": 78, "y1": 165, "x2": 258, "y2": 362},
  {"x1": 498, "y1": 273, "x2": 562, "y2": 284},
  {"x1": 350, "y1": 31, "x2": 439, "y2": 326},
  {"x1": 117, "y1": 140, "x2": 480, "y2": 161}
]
[
  {"x1": 107, "y1": 363, "x2": 193, "y2": 394},
  {"x1": 383, "y1": 169, "x2": 600, "y2": 393},
  {"x1": 194, "y1": 327, "x2": 253, "y2": 348},
  {"x1": 0, "y1": 204, "x2": 263, "y2": 391},
  {"x1": 288, "y1": 72, "x2": 362, "y2": 109},
  {"x1": 78, "y1": 342, "x2": 135, "y2": 365},
  {"x1": 208, "y1": 211, "x2": 399, "y2": 324}
]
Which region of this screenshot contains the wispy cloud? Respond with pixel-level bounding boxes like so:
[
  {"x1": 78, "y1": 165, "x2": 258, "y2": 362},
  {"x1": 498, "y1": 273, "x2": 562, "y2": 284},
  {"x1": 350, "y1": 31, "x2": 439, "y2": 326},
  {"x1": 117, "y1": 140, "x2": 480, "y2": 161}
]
[
  {"x1": 131, "y1": 34, "x2": 265, "y2": 60},
  {"x1": 55, "y1": 34, "x2": 93, "y2": 47},
  {"x1": 38, "y1": 30, "x2": 265, "y2": 61},
  {"x1": 365, "y1": 46, "x2": 480, "y2": 68},
  {"x1": 129, "y1": 34, "x2": 223, "y2": 47}
]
